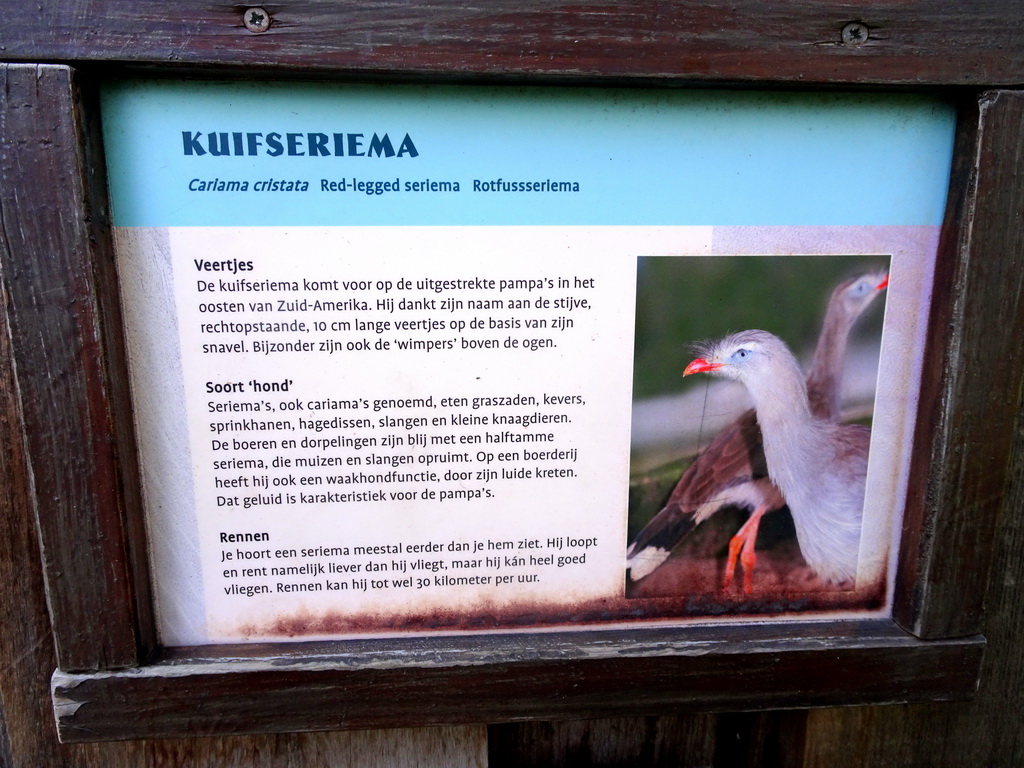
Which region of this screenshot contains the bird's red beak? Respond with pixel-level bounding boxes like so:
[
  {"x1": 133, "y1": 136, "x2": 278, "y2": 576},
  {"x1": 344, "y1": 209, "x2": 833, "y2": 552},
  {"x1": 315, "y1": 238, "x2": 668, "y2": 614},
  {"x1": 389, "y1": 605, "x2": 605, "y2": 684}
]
[
  {"x1": 876, "y1": 274, "x2": 889, "y2": 290},
  {"x1": 684, "y1": 358, "x2": 721, "y2": 376}
]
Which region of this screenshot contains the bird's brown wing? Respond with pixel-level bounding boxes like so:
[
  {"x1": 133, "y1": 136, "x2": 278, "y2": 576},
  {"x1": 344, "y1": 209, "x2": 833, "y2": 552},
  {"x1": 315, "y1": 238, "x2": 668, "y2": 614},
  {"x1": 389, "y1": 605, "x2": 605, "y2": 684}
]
[
  {"x1": 673, "y1": 409, "x2": 771, "y2": 515},
  {"x1": 627, "y1": 409, "x2": 783, "y2": 575}
]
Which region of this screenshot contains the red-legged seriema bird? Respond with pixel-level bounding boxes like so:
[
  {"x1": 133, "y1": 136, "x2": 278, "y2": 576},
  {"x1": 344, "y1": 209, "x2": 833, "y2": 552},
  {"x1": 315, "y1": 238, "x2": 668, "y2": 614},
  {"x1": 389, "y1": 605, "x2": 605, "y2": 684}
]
[
  {"x1": 626, "y1": 271, "x2": 887, "y2": 592},
  {"x1": 679, "y1": 329, "x2": 871, "y2": 587}
]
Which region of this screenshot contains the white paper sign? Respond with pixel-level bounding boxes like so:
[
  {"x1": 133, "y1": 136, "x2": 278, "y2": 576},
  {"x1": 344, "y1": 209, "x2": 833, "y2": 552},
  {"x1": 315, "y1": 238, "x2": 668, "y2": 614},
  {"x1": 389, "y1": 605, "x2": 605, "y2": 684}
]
[{"x1": 103, "y1": 82, "x2": 955, "y2": 643}]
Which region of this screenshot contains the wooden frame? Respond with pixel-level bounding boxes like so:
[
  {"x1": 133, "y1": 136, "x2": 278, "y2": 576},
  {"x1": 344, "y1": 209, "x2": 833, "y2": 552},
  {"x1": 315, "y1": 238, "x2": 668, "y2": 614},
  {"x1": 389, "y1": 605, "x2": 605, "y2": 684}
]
[{"x1": 1, "y1": 1, "x2": 1022, "y2": 743}]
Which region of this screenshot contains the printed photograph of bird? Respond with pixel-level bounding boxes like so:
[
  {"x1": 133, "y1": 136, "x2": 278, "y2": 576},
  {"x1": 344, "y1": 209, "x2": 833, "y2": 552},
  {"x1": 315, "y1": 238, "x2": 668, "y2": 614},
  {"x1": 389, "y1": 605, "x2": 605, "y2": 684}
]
[{"x1": 627, "y1": 259, "x2": 888, "y2": 598}]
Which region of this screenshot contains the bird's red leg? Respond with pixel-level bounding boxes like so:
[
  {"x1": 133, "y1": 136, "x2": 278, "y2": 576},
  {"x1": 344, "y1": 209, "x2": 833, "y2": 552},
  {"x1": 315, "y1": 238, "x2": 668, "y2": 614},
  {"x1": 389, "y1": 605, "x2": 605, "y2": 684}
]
[
  {"x1": 723, "y1": 532, "x2": 743, "y2": 590},
  {"x1": 739, "y1": 514, "x2": 763, "y2": 595},
  {"x1": 723, "y1": 506, "x2": 767, "y2": 594}
]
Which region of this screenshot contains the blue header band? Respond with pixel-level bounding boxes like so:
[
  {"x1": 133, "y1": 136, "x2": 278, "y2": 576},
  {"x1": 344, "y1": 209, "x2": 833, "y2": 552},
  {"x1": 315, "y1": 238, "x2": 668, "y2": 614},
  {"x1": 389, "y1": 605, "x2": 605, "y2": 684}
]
[{"x1": 101, "y1": 81, "x2": 956, "y2": 228}]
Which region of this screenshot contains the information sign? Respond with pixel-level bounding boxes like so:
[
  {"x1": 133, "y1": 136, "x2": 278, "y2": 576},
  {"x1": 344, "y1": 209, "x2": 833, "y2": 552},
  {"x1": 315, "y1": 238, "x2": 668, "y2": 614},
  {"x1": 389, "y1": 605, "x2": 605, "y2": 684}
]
[{"x1": 102, "y1": 82, "x2": 955, "y2": 644}]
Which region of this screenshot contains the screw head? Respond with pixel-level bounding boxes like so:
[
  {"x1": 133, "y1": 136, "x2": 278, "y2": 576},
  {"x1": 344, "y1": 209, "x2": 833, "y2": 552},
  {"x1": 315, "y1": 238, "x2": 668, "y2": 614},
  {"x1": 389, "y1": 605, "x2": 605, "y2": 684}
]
[
  {"x1": 841, "y1": 22, "x2": 869, "y2": 45},
  {"x1": 243, "y1": 7, "x2": 271, "y2": 33}
]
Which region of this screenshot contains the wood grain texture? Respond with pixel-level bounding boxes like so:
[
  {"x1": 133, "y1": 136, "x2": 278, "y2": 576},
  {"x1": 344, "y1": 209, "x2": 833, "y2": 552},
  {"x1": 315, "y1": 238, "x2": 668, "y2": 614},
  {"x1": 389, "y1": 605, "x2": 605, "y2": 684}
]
[
  {"x1": 487, "y1": 711, "x2": 810, "y2": 767},
  {"x1": 488, "y1": 715, "x2": 716, "y2": 767},
  {"x1": 894, "y1": 91, "x2": 1024, "y2": 639},
  {"x1": 0, "y1": 0, "x2": 1021, "y2": 87},
  {"x1": 714, "y1": 711, "x2": 808, "y2": 768},
  {"x1": 51, "y1": 621, "x2": 982, "y2": 742},
  {"x1": 0, "y1": 64, "x2": 153, "y2": 672},
  {"x1": 0, "y1": 187, "x2": 69, "y2": 768}
]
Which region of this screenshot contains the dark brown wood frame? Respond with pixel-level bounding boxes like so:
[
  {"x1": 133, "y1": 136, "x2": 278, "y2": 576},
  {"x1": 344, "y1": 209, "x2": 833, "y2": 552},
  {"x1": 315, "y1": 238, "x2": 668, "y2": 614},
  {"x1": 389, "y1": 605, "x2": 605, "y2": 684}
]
[{"x1": 1, "y1": 1, "x2": 1022, "y2": 744}]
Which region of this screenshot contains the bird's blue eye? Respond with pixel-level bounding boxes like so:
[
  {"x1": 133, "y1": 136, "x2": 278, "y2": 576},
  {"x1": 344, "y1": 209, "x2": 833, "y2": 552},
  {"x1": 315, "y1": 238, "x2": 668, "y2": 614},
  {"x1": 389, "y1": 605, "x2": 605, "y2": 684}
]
[{"x1": 735, "y1": 349, "x2": 749, "y2": 359}]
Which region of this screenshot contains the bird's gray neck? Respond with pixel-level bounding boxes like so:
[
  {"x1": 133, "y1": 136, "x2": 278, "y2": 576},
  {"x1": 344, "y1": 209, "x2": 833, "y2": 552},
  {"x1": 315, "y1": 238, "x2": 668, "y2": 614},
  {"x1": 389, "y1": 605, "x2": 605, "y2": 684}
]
[
  {"x1": 746, "y1": 359, "x2": 813, "y2": 433},
  {"x1": 744, "y1": 364, "x2": 820, "y2": 503},
  {"x1": 805, "y1": 299, "x2": 854, "y2": 421}
]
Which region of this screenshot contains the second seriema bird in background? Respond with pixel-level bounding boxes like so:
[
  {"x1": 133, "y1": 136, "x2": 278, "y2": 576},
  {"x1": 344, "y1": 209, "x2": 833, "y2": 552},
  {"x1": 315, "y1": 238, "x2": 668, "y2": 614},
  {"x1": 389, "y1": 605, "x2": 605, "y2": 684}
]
[{"x1": 626, "y1": 270, "x2": 887, "y2": 592}]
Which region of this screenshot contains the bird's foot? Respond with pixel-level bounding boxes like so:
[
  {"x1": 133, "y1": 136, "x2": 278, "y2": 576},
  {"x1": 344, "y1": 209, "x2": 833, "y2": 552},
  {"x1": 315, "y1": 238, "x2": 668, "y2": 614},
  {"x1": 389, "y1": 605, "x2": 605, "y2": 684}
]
[
  {"x1": 723, "y1": 535, "x2": 744, "y2": 590},
  {"x1": 722, "y1": 507, "x2": 766, "y2": 595},
  {"x1": 740, "y1": 547, "x2": 757, "y2": 595}
]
